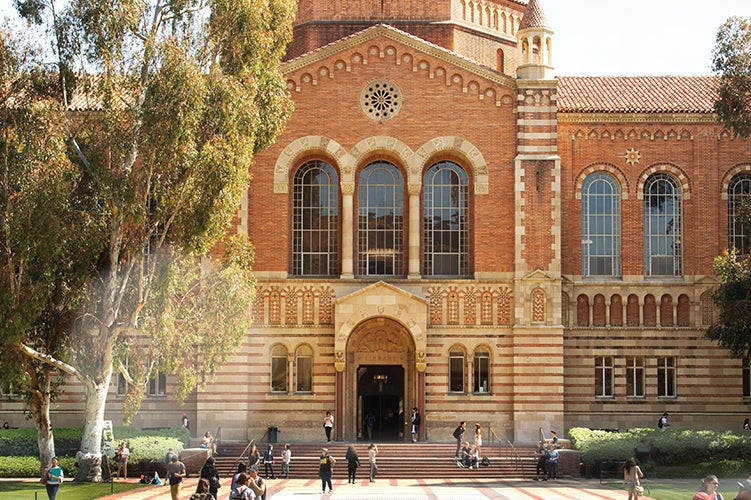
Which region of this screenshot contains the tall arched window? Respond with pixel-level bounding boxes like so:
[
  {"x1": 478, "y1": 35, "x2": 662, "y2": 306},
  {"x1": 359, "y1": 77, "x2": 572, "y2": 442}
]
[
  {"x1": 292, "y1": 160, "x2": 339, "y2": 276},
  {"x1": 729, "y1": 173, "x2": 751, "y2": 255},
  {"x1": 473, "y1": 347, "x2": 490, "y2": 393},
  {"x1": 423, "y1": 161, "x2": 469, "y2": 277},
  {"x1": 644, "y1": 173, "x2": 682, "y2": 276},
  {"x1": 295, "y1": 345, "x2": 313, "y2": 393},
  {"x1": 449, "y1": 347, "x2": 465, "y2": 393},
  {"x1": 582, "y1": 172, "x2": 621, "y2": 277},
  {"x1": 270, "y1": 345, "x2": 288, "y2": 393},
  {"x1": 357, "y1": 162, "x2": 404, "y2": 276}
]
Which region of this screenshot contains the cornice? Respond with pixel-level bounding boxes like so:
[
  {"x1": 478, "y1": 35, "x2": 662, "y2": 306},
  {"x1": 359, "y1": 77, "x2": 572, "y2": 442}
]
[{"x1": 558, "y1": 112, "x2": 717, "y2": 124}]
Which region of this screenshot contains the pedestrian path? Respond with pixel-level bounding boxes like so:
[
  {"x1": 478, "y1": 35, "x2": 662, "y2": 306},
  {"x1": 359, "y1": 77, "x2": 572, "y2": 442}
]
[{"x1": 98, "y1": 476, "x2": 655, "y2": 500}]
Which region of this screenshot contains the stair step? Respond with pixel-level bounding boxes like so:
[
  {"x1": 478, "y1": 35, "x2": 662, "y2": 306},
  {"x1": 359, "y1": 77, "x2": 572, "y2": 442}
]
[{"x1": 210, "y1": 442, "x2": 538, "y2": 479}]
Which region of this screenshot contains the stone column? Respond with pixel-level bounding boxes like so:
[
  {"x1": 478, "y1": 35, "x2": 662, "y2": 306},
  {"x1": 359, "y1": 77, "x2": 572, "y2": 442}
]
[
  {"x1": 341, "y1": 183, "x2": 354, "y2": 279},
  {"x1": 408, "y1": 185, "x2": 421, "y2": 278}
]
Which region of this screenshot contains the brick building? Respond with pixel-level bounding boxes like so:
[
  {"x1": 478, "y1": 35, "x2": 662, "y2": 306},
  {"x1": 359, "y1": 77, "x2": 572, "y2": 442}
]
[{"x1": 4, "y1": 0, "x2": 751, "y2": 445}]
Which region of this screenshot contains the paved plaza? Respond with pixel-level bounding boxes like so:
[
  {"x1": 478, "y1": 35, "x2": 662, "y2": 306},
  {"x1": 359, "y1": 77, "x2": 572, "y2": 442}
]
[{"x1": 98, "y1": 476, "x2": 658, "y2": 500}]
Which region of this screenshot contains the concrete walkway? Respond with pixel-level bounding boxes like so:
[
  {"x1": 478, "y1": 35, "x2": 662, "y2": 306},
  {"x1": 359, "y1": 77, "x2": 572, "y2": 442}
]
[{"x1": 98, "y1": 476, "x2": 658, "y2": 500}]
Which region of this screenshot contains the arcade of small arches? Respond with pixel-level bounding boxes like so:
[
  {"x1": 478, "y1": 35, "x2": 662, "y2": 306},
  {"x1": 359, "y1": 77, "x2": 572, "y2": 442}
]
[{"x1": 567, "y1": 292, "x2": 695, "y2": 328}]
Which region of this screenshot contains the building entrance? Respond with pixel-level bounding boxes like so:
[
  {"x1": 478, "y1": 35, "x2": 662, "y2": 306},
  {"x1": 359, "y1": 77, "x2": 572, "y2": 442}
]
[{"x1": 357, "y1": 365, "x2": 404, "y2": 441}]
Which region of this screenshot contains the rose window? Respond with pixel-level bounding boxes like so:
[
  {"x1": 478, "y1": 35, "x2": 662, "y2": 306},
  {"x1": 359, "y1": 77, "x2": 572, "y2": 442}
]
[{"x1": 360, "y1": 79, "x2": 402, "y2": 122}]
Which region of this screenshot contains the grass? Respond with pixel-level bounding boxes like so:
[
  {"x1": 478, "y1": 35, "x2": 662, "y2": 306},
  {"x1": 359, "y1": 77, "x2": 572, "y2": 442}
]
[
  {"x1": 603, "y1": 480, "x2": 738, "y2": 500},
  {"x1": 0, "y1": 481, "x2": 146, "y2": 499}
]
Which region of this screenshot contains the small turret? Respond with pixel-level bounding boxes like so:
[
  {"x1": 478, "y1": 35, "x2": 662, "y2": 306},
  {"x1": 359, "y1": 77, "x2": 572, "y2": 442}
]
[{"x1": 517, "y1": 0, "x2": 554, "y2": 80}]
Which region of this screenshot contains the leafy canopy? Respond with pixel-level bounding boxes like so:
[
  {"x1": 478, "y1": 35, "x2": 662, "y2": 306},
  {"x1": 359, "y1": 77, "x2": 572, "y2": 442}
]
[{"x1": 712, "y1": 16, "x2": 751, "y2": 138}]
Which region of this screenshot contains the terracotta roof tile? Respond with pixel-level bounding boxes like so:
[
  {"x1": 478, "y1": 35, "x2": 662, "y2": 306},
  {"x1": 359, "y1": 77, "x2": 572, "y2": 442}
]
[
  {"x1": 519, "y1": 0, "x2": 549, "y2": 31},
  {"x1": 556, "y1": 76, "x2": 719, "y2": 113}
]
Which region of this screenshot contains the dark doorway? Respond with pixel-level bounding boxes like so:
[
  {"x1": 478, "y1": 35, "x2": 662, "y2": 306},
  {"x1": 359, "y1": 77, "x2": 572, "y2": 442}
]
[{"x1": 358, "y1": 365, "x2": 404, "y2": 442}]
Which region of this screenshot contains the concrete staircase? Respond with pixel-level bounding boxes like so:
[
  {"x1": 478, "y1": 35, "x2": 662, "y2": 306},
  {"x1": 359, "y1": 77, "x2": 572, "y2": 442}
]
[{"x1": 213, "y1": 442, "x2": 538, "y2": 480}]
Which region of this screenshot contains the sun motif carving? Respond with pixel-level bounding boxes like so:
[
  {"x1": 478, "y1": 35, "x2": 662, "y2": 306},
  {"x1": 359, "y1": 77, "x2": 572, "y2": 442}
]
[
  {"x1": 624, "y1": 148, "x2": 641, "y2": 165},
  {"x1": 360, "y1": 78, "x2": 402, "y2": 122}
]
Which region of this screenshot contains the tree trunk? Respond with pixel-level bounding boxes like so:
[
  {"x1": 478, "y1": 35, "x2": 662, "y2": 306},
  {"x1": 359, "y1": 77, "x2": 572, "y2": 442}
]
[
  {"x1": 74, "y1": 376, "x2": 112, "y2": 482},
  {"x1": 29, "y1": 381, "x2": 55, "y2": 475}
]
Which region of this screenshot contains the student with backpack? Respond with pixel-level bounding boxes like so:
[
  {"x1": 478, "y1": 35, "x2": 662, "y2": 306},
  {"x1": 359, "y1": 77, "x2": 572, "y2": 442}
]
[{"x1": 658, "y1": 412, "x2": 670, "y2": 430}]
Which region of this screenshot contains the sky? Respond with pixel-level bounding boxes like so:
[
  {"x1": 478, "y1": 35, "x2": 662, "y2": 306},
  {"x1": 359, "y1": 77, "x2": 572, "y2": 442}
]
[{"x1": 0, "y1": 0, "x2": 749, "y2": 77}]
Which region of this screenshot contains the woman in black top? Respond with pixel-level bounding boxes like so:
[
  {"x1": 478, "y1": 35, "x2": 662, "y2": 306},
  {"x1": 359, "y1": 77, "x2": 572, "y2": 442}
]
[
  {"x1": 345, "y1": 445, "x2": 359, "y2": 484},
  {"x1": 199, "y1": 457, "x2": 220, "y2": 499}
]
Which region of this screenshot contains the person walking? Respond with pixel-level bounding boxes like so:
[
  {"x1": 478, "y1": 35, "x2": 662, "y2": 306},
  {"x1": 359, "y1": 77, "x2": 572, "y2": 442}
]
[
  {"x1": 744, "y1": 418, "x2": 750, "y2": 431},
  {"x1": 410, "y1": 407, "x2": 421, "y2": 442},
  {"x1": 281, "y1": 443, "x2": 291, "y2": 479},
  {"x1": 323, "y1": 411, "x2": 334, "y2": 442},
  {"x1": 199, "y1": 456, "x2": 221, "y2": 500},
  {"x1": 263, "y1": 444, "x2": 276, "y2": 479},
  {"x1": 44, "y1": 456, "x2": 64, "y2": 500},
  {"x1": 318, "y1": 448, "x2": 336, "y2": 494},
  {"x1": 345, "y1": 445, "x2": 360, "y2": 484},
  {"x1": 365, "y1": 411, "x2": 376, "y2": 440},
  {"x1": 452, "y1": 421, "x2": 465, "y2": 458},
  {"x1": 474, "y1": 423, "x2": 483, "y2": 458},
  {"x1": 622, "y1": 458, "x2": 644, "y2": 500},
  {"x1": 368, "y1": 443, "x2": 378, "y2": 482},
  {"x1": 658, "y1": 412, "x2": 670, "y2": 430},
  {"x1": 534, "y1": 441, "x2": 548, "y2": 480},
  {"x1": 167, "y1": 454, "x2": 187, "y2": 500}
]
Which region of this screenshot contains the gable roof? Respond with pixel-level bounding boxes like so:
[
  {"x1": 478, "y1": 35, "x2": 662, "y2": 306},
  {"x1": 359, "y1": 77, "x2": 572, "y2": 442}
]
[
  {"x1": 282, "y1": 23, "x2": 515, "y2": 88},
  {"x1": 556, "y1": 76, "x2": 719, "y2": 114}
]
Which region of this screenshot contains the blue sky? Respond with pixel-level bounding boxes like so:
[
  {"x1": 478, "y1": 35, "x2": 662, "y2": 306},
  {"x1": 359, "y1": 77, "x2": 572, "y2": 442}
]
[{"x1": 1, "y1": 0, "x2": 749, "y2": 76}]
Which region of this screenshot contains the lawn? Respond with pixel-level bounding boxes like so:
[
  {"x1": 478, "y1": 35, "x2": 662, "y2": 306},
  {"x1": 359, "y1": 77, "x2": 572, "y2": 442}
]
[
  {"x1": 603, "y1": 480, "x2": 738, "y2": 500},
  {"x1": 0, "y1": 481, "x2": 146, "y2": 499}
]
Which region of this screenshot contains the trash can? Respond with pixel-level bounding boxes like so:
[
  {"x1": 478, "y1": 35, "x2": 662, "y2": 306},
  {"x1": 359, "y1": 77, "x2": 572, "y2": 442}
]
[{"x1": 268, "y1": 426, "x2": 278, "y2": 443}]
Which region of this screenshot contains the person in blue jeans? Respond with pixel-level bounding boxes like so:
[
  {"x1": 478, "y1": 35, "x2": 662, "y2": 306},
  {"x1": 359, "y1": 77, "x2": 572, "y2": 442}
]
[
  {"x1": 547, "y1": 446, "x2": 560, "y2": 480},
  {"x1": 45, "y1": 456, "x2": 64, "y2": 500}
]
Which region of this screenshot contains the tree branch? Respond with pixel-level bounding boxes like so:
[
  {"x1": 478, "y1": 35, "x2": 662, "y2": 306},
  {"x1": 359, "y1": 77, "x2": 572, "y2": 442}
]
[{"x1": 18, "y1": 343, "x2": 80, "y2": 379}]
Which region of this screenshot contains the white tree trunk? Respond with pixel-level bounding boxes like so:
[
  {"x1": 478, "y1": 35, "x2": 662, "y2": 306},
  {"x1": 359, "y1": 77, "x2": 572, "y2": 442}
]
[
  {"x1": 74, "y1": 373, "x2": 113, "y2": 482},
  {"x1": 31, "y1": 391, "x2": 55, "y2": 474}
]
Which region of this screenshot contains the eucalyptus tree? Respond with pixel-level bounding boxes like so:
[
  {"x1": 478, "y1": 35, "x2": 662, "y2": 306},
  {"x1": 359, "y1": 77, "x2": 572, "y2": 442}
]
[
  {"x1": 712, "y1": 16, "x2": 751, "y2": 138},
  {"x1": 0, "y1": 25, "x2": 104, "y2": 469},
  {"x1": 12, "y1": 0, "x2": 295, "y2": 479}
]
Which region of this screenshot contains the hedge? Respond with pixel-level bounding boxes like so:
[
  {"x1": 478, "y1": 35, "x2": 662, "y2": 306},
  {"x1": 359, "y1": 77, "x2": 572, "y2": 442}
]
[{"x1": 569, "y1": 427, "x2": 751, "y2": 466}]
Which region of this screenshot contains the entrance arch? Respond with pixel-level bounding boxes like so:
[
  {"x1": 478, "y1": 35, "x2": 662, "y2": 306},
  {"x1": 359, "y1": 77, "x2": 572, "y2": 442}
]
[
  {"x1": 346, "y1": 318, "x2": 414, "y2": 441},
  {"x1": 333, "y1": 281, "x2": 428, "y2": 441}
]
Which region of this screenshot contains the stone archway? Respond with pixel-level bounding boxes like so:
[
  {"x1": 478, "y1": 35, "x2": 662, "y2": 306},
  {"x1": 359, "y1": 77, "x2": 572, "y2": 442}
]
[
  {"x1": 333, "y1": 281, "x2": 428, "y2": 441},
  {"x1": 345, "y1": 317, "x2": 415, "y2": 442}
]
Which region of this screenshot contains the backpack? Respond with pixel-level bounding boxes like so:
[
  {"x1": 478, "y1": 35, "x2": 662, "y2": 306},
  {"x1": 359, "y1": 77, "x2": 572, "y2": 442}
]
[
  {"x1": 452, "y1": 426, "x2": 463, "y2": 439},
  {"x1": 230, "y1": 485, "x2": 249, "y2": 500},
  {"x1": 481, "y1": 456, "x2": 490, "y2": 467},
  {"x1": 657, "y1": 417, "x2": 663, "y2": 429}
]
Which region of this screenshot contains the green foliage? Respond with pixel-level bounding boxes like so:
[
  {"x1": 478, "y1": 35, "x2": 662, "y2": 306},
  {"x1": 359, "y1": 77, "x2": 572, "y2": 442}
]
[
  {"x1": 570, "y1": 427, "x2": 751, "y2": 466},
  {"x1": 706, "y1": 249, "x2": 751, "y2": 358},
  {"x1": 712, "y1": 16, "x2": 751, "y2": 138},
  {"x1": 0, "y1": 427, "x2": 188, "y2": 458},
  {"x1": 0, "y1": 455, "x2": 76, "y2": 478}
]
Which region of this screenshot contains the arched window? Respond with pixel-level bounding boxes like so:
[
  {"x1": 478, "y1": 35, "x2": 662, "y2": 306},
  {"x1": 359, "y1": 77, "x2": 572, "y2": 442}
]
[
  {"x1": 292, "y1": 160, "x2": 339, "y2": 276},
  {"x1": 271, "y1": 345, "x2": 288, "y2": 393},
  {"x1": 728, "y1": 173, "x2": 751, "y2": 254},
  {"x1": 473, "y1": 347, "x2": 490, "y2": 393},
  {"x1": 644, "y1": 173, "x2": 682, "y2": 276},
  {"x1": 582, "y1": 172, "x2": 621, "y2": 277},
  {"x1": 423, "y1": 161, "x2": 469, "y2": 277},
  {"x1": 357, "y1": 162, "x2": 404, "y2": 276},
  {"x1": 449, "y1": 347, "x2": 465, "y2": 393},
  {"x1": 295, "y1": 345, "x2": 313, "y2": 393}
]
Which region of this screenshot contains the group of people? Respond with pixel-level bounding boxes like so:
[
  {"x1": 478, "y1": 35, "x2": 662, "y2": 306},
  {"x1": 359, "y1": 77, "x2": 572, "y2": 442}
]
[
  {"x1": 246, "y1": 443, "x2": 292, "y2": 479},
  {"x1": 452, "y1": 421, "x2": 485, "y2": 467},
  {"x1": 533, "y1": 435, "x2": 561, "y2": 480},
  {"x1": 319, "y1": 442, "x2": 378, "y2": 493}
]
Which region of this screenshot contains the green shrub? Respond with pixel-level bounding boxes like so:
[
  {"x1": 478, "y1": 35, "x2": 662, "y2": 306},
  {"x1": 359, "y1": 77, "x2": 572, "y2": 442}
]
[
  {"x1": 0, "y1": 456, "x2": 77, "y2": 478},
  {"x1": 570, "y1": 427, "x2": 751, "y2": 466},
  {"x1": 0, "y1": 427, "x2": 188, "y2": 477}
]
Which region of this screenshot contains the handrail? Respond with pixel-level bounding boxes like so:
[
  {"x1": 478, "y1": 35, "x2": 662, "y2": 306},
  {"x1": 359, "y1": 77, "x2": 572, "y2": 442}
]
[
  {"x1": 505, "y1": 439, "x2": 525, "y2": 479},
  {"x1": 236, "y1": 438, "x2": 255, "y2": 468}
]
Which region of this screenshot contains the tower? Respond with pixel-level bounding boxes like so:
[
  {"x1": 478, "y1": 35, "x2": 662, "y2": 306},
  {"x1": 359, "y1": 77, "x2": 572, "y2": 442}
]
[
  {"x1": 516, "y1": 0, "x2": 554, "y2": 80},
  {"x1": 512, "y1": 0, "x2": 564, "y2": 440}
]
